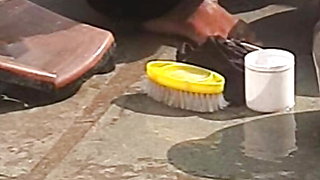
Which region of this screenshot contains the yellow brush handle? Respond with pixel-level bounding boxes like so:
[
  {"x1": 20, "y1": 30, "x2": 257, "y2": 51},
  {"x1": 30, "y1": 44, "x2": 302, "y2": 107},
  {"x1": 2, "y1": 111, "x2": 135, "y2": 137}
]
[{"x1": 146, "y1": 60, "x2": 225, "y2": 94}]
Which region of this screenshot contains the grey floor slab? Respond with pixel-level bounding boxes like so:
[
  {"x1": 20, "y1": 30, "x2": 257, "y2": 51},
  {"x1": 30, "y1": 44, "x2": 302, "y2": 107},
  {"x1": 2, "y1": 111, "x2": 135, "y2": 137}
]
[{"x1": 0, "y1": 73, "x2": 114, "y2": 178}]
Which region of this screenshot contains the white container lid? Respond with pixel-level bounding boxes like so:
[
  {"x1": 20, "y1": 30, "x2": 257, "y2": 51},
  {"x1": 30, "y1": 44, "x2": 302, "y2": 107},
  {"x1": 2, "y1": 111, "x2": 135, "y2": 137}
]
[{"x1": 245, "y1": 49, "x2": 295, "y2": 72}]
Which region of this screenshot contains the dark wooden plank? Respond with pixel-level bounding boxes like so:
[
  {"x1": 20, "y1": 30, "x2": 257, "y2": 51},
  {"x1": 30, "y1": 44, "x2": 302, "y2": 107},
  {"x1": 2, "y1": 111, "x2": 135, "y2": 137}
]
[{"x1": 0, "y1": 0, "x2": 115, "y2": 90}]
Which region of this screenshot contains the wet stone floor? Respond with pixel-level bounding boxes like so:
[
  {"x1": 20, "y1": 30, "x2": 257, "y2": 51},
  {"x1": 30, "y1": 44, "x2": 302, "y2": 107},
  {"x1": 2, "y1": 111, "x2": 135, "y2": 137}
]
[
  {"x1": 168, "y1": 111, "x2": 320, "y2": 180},
  {"x1": 0, "y1": 0, "x2": 320, "y2": 180}
]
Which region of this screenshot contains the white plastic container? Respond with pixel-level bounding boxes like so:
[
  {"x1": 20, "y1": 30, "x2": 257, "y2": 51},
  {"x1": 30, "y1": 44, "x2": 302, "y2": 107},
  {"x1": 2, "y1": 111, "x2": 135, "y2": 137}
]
[{"x1": 245, "y1": 49, "x2": 295, "y2": 112}]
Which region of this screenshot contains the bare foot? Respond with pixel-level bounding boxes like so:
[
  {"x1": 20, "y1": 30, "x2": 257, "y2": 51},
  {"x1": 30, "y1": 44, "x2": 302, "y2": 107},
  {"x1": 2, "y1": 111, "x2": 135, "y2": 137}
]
[{"x1": 143, "y1": 0, "x2": 255, "y2": 44}]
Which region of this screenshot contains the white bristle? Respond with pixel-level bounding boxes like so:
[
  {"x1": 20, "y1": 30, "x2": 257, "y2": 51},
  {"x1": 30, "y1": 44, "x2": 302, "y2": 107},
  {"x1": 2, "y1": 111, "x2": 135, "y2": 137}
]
[
  {"x1": 180, "y1": 91, "x2": 185, "y2": 109},
  {"x1": 206, "y1": 94, "x2": 213, "y2": 112},
  {"x1": 145, "y1": 79, "x2": 229, "y2": 112}
]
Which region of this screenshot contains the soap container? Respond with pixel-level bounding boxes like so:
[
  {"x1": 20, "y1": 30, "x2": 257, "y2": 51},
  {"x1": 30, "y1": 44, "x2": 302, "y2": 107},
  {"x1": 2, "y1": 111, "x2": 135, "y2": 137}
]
[{"x1": 244, "y1": 49, "x2": 295, "y2": 113}]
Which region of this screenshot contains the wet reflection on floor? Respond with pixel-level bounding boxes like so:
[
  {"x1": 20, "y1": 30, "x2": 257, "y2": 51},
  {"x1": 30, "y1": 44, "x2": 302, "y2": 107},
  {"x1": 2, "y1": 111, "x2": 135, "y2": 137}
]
[{"x1": 168, "y1": 111, "x2": 320, "y2": 180}]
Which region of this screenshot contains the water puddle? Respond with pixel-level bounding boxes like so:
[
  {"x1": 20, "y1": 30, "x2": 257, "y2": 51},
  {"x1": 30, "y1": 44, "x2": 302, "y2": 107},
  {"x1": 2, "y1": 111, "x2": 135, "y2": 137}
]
[{"x1": 168, "y1": 111, "x2": 320, "y2": 179}]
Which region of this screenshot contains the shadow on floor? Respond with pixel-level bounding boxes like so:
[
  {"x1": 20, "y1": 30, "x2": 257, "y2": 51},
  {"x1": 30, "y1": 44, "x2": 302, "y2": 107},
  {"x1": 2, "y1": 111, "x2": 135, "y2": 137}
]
[
  {"x1": 167, "y1": 110, "x2": 320, "y2": 179},
  {"x1": 0, "y1": 81, "x2": 80, "y2": 114}
]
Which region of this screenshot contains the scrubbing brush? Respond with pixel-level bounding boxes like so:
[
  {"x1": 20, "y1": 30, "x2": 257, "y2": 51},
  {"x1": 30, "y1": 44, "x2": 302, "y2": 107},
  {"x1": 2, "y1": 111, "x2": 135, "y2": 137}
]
[{"x1": 144, "y1": 60, "x2": 228, "y2": 112}]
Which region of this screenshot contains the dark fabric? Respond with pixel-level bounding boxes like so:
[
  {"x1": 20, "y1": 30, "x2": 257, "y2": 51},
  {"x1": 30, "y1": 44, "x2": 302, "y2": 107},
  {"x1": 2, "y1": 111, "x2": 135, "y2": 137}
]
[
  {"x1": 87, "y1": 0, "x2": 182, "y2": 21},
  {"x1": 176, "y1": 36, "x2": 255, "y2": 105}
]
